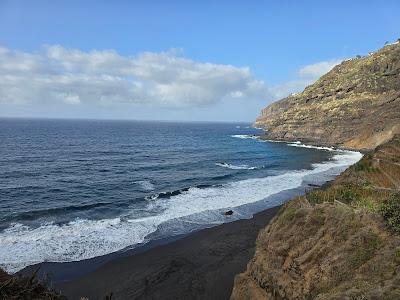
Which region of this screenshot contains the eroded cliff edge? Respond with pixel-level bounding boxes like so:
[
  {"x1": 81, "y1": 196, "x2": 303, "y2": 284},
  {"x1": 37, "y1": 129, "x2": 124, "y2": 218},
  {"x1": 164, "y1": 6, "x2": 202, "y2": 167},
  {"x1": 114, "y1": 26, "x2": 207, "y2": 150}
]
[
  {"x1": 255, "y1": 42, "x2": 400, "y2": 150},
  {"x1": 231, "y1": 135, "x2": 400, "y2": 299}
]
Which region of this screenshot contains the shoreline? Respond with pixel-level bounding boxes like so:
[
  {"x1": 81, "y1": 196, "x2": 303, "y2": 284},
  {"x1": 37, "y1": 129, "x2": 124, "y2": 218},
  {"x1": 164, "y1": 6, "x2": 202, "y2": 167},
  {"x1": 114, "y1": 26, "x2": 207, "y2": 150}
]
[
  {"x1": 15, "y1": 144, "x2": 363, "y2": 299},
  {"x1": 257, "y1": 134, "x2": 371, "y2": 153},
  {"x1": 56, "y1": 205, "x2": 282, "y2": 299},
  {"x1": 19, "y1": 186, "x2": 305, "y2": 284}
]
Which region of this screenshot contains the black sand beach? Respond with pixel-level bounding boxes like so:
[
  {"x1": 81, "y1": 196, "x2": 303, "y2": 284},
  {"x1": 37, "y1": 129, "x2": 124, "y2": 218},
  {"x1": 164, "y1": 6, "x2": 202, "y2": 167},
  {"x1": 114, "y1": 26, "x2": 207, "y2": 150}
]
[{"x1": 47, "y1": 205, "x2": 281, "y2": 300}]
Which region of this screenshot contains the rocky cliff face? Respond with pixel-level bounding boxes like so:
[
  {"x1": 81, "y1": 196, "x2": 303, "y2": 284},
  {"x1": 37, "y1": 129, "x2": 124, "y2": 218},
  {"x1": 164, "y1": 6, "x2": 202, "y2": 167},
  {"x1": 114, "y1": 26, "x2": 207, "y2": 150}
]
[
  {"x1": 231, "y1": 136, "x2": 400, "y2": 299},
  {"x1": 255, "y1": 42, "x2": 400, "y2": 150}
]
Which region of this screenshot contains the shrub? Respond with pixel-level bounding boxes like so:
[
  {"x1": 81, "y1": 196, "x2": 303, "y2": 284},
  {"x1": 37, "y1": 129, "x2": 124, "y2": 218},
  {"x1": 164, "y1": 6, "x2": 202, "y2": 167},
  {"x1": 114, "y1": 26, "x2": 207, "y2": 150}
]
[
  {"x1": 380, "y1": 193, "x2": 400, "y2": 232},
  {"x1": 339, "y1": 187, "x2": 360, "y2": 203},
  {"x1": 281, "y1": 207, "x2": 297, "y2": 222},
  {"x1": 353, "y1": 158, "x2": 378, "y2": 173},
  {"x1": 350, "y1": 231, "x2": 380, "y2": 268},
  {"x1": 354, "y1": 197, "x2": 378, "y2": 212},
  {"x1": 306, "y1": 189, "x2": 331, "y2": 205}
]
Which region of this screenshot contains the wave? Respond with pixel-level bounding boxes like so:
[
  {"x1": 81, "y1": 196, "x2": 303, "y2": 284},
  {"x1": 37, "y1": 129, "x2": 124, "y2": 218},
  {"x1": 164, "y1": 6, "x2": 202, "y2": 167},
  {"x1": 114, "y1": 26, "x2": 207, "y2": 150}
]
[
  {"x1": 241, "y1": 137, "x2": 341, "y2": 152},
  {"x1": 231, "y1": 134, "x2": 259, "y2": 140},
  {"x1": 287, "y1": 141, "x2": 336, "y2": 151},
  {"x1": 215, "y1": 162, "x2": 258, "y2": 170},
  {"x1": 134, "y1": 180, "x2": 155, "y2": 191},
  {"x1": 0, "y1": 150, "x2": 362, "y2": 273},
  {"x1": 1, "y1": 202, "x2": 111, "y2": 222}
]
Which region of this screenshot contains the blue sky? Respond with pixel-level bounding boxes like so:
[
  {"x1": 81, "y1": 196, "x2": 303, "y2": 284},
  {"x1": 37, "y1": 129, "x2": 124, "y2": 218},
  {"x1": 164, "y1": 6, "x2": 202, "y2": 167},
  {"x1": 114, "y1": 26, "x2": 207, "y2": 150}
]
[{"x1": 0, "y1": 0, "x2": 399, "y2": 121}]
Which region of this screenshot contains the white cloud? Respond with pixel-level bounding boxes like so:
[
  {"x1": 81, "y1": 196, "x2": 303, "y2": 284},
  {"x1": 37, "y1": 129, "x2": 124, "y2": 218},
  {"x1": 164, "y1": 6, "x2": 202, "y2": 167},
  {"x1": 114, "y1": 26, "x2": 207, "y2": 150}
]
[
  {"x1": 0, "y1": 45, "x2": 344, "y2": 120},
  {"x1": 269, "y1": 79, "x2": 311, "y2": 100},
  {"x1": 0, "y1": 45, "x2": 270, "y2": 109},
  {"x1": 298, "y1": 59, "x2": 342, "y2": 78},
  {"x1": 270, "y1": 59, "x2": 342, "y2": 99}
]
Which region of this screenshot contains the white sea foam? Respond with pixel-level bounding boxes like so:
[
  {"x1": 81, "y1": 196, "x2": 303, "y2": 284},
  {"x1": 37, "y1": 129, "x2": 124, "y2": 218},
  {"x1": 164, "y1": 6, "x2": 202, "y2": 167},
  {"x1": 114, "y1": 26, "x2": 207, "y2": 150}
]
[
  {"x1": 231, "y1": 134, "x2": 258, "y2": 140},
  {"x1": 215, "y1": 162, "x2": 258, "y2": 170},
  {"x1": 240, "y1": 137, "x2": 341, "y2": 152},
  {"x1": 134, "y1": 180, "x2": 155, "y2": 191},
  {"x1": 287, "y1": 142, "x2": 336, "y2": 151},
  {"x1": 0, "y1": 150, "x2": 362, "y2": 273}
]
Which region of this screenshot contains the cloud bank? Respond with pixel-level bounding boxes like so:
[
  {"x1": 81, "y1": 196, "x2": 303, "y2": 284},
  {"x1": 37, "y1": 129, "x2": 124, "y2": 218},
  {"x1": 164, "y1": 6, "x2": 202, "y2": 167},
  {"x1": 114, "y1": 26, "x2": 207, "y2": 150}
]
[
  {"x1": 0, "y1": 46, "x2": 269, "y2": 109},
  {"x1": 0, "y1": 45, "x2": 343, "y2": 120}
]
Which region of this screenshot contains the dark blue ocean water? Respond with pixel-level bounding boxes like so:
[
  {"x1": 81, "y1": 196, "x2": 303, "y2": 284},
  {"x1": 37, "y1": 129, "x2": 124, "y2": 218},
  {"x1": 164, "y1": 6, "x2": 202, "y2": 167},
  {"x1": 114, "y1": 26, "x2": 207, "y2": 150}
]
[{"x1": 0, "y1": 118, "x2": 362, "y2": 272}]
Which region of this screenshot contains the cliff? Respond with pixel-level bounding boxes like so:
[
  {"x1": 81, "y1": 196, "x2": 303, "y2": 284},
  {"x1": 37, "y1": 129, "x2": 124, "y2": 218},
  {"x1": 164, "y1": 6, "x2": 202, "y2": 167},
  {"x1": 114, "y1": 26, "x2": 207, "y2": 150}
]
[
  {"x1": 231, "y1": 135, "x2": 400, "y2": 299},
  {"x1": 255, "y1": 42, "x2": 400, "y2": 150}
]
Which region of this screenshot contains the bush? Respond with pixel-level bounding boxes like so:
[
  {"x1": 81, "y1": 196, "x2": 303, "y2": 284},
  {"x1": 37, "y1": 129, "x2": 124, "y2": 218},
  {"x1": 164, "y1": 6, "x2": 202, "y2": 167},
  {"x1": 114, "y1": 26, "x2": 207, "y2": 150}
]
[
  {"x1": 353, "y1": 158, "x2": 378, "y2": 173},
  {"x1": 380, "y1": 193, "x2": 400, "y2": 232},
  {"x1": 339, "y1": 188, "x2": 360, "y2": 203},
  {"x1": 350, "y1": 231, "x2": 380, "y2": 268}
]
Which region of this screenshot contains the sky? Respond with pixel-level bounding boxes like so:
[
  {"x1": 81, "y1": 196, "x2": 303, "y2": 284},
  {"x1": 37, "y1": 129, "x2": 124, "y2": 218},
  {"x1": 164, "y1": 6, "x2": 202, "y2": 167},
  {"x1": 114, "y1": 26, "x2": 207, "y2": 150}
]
[{"x1": 0, "y1": 0, "x2": 399, "y2": 122}]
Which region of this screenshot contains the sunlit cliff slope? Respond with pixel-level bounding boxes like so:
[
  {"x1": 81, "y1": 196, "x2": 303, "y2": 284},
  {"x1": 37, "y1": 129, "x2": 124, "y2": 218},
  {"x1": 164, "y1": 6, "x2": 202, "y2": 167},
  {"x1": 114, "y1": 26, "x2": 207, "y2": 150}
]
[{"x1": 255, "y1": 42, "x2": 400, "y2": 150}]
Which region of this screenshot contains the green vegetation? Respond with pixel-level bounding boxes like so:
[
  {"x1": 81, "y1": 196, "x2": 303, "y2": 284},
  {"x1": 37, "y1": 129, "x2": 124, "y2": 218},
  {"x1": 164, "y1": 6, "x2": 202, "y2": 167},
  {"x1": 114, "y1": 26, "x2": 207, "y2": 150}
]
[
  {"x1": 349, "y1": 230, "x2": 380, "y2": 268},
  {"x1": 306, "y1": 184, "x2": 373, "y2": 207},
  {"x1": 355, "y1": 196, "x2": 379, "y2": 212},
  {"x1": 280, "y1": 207, "x2": 297, "y2": 222},
  {"x1": 353, "y1": 155, "x2": 379, "y2": 173},
  {"x1": 395, "y1": 248, "x2": 400, "y2": 263},
  {"x1": 380, "y1": 193, "x2": 400, "y2": 232}
]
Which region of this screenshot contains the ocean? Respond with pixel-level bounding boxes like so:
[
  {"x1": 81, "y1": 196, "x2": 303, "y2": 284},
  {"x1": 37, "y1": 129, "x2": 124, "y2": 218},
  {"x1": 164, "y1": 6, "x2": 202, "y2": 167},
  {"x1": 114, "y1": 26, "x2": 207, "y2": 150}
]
[{"x1": 0, "y1": 118, "x2": 362, "y2": 272}]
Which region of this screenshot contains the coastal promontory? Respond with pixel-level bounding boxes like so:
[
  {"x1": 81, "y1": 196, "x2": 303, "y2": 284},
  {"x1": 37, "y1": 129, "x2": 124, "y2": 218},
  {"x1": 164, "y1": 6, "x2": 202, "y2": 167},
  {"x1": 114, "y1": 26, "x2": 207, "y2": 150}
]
[{"x1": 255, "y1": 42, "x2": 400, "y2": 150}]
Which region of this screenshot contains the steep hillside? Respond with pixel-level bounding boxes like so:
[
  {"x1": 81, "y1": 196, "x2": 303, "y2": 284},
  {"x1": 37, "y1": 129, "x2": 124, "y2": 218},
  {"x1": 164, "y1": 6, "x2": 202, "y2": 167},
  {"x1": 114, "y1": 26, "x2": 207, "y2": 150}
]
[
  {"x1": 231, "y1": 135, "x2": 400, "y2": 299},
  {"x1": 255, "y1": 42, "x2": 400, "y2": 150}
]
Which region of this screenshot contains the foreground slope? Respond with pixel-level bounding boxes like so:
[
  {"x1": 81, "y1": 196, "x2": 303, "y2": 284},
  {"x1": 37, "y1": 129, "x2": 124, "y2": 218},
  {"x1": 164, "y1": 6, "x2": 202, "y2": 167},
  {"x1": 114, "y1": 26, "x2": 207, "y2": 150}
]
[
  {"x1": 255, "y1": 42, "x2": 400, "y2": 150},
  {"x1": 0, "y1": 268, "x2": 66, "y2": 300},
  {"x1": 231, "y1": 135, "x2": 400, "y2": 299}
]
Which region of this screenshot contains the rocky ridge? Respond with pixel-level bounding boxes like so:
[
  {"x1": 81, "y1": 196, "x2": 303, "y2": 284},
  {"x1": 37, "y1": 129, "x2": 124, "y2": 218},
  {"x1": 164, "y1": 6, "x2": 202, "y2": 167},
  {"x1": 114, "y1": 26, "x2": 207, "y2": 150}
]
[{"x1": 255, "y1": 42, "x2": 400, "y2": 150}]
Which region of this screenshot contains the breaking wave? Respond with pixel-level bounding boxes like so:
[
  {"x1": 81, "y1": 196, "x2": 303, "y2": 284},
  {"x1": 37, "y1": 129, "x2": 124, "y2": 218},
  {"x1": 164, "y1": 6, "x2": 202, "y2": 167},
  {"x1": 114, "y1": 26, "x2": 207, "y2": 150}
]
[
  {"x1": 0, "y1": 149, "x2": 362, "y2": 273},
  {"x1": 215, "y1": 162, "x2": 258, "y2": 170}
]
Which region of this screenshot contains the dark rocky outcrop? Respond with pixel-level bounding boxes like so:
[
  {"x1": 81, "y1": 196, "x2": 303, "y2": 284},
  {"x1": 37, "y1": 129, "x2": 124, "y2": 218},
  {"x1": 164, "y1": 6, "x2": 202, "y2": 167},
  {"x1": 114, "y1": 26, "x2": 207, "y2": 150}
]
[{"x1": 255, "y1": 42, "x2": 400, "y2": 151}]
